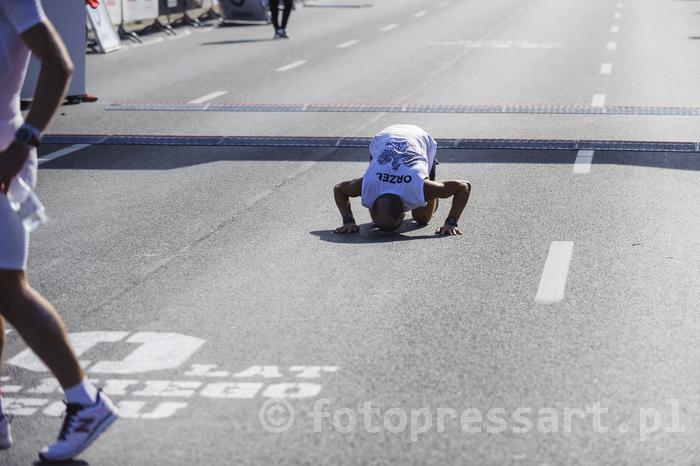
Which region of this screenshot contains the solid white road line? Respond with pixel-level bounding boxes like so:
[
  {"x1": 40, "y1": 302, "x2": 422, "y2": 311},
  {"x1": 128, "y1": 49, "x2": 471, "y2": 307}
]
[
  {"x1": 380, "y1": 23, "x2": 398, "y2": 32},
  {"x1": 337, "y1": 39, "x2": 359, "y2": 49},
  {"x1": 188, "y1": 91, "x2": 227, "y2": 104},
  {"x1": 276, "y1": 60, "x2": 307, "y2": 72},
  {"x1": 591, "y1": 94, "x2": 606, "y2": 107},
  {"x1": 535, "y1": 241, "x2": 574, "y2": 303},
  {"x1": 573, "y1": 150, "x2": 594, "y2": 174},
  {"x1": 413, "y1": 10, "x2": 427, "y2": 18},
  {"x1": 610, "y1": 25, "x2": 620, "y2": 33},
  {"x1": 600, "y1": 62, "x2": 613, "y2": 74},
  {"x1": 606, "y1": 41, "x2": 617, "y2": 50},
  {"x1": 38, "y1": 144, "x2": 91, "y2": 166}
]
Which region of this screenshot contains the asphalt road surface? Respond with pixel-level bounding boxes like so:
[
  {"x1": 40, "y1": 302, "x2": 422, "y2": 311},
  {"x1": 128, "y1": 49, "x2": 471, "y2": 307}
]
[{"x1": 3, "y1": 0, "x2": 700, "y2": 464}]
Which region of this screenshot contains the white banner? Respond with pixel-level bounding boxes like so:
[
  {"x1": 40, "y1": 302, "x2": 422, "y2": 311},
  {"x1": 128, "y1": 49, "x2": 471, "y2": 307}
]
[
  {"x1": 87, "y1": 2, "x2": 121, "y2": 53},
  {"x1": 122, "y1": 0, "x2": 159, "y2": 23},
  {"x1": 104, "y1": 0, "x2": 122, "y2": 25}
]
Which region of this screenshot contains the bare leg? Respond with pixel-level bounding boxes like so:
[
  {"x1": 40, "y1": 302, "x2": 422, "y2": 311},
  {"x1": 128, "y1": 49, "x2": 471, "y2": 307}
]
[
  {"x1": 412, "y1": 198, "x2": 439, "y2": 225},
  {"x1": 0, "y1": 270, "x2": 83, "y2": 388}
]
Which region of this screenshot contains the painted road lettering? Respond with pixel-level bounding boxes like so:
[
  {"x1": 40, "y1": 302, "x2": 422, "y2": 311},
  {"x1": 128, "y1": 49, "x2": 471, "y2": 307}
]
[
  {"x1": 4, "y1": 331, "x2": 338, "y2": 420},
  {"x1": 8, "y1": 331, "x2": 205, "y2": 374}
]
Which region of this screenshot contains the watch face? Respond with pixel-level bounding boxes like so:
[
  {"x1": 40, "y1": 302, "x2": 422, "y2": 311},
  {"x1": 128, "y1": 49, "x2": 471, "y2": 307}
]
[{"x1": 16, "y1": 128, "x2": 31, "y2": 144}]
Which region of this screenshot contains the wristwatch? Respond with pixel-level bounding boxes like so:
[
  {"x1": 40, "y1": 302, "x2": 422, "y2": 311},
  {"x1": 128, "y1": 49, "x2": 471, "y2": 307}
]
[
  {"x1": 342, "y1": 214, "x2": 356, "y2": 225},
  {"x1": 14, "y1": 124, "x2": 41, "y2": 148},
  {"x1": 445, "y1": 216, "x2": 458, "y2": 227}
]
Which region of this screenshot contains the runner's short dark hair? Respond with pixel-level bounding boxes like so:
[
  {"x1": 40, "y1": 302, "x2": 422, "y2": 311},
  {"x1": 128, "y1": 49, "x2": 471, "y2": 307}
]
[{"x1": 370, "y1": 194, "x2": 404, "y2": 232}]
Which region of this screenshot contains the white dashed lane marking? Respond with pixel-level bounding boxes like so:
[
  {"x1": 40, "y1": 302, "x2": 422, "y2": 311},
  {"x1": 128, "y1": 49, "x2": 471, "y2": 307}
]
[
  {"x1": 600, "y1": 63, "x2": 613, "y2": 74},
  {"x1": 276, "y1": 60, "x2": 307, "y2": 72},
  {"x1": 380, "y1": 23, "x2": 398, "y2": 32},
  {"x1": 413, "y1": 11, "x2": 427, "y2": 18},
  {"x1": 188, "y1": 91, "x2": 227, "y2": 104},
  {"x1": 613, "y1": 12, "x2": 622, "y2": 19},
  {"x1": 607, "y1": 41, "x2": 617, "y2": 50},
  {"x1": 610, "y1": 25, "x2": 620, "y2": 33},
  {"x1": 337, "y1": 39, "x2": 359, "y2": 49},
  {"x1": 591, "y1": 94, "x2": 606, "y2": 107},
  {"x1": 573, "y1": 150, "x2": 595, "y2": 174},
  {"x1": 536, "y1": 242, "x2": 575, "y2": 303},
  {"x1": 38, "y1": 144, "x2": 91, "y2": 166}
]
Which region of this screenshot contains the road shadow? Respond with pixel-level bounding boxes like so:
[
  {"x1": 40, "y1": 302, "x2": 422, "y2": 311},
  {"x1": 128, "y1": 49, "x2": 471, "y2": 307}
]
[
  {"x1": 34, "y1": 460, "x2": 89, "y2": 466},
  {"x1": 37, "y1": 145, "x2": 700, "y2": 172},
  {"x1": 215, "y1": 22, "x2": 269, "y2": 28},
  {"x1": 310, "y1": 222, "x2": 445, "y2": 243},
  {"x1": 200, "y1": 38, "x2": 275, "y2": 46}
]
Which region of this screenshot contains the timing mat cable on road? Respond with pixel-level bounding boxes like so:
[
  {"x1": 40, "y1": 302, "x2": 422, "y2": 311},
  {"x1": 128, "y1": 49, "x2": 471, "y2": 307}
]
[
  {"x1": 43, "y1": 134, "x2": 700, "y2": 152},
  {"x1": 107, "y1": 101, "x2": 700, "y2": 117}
]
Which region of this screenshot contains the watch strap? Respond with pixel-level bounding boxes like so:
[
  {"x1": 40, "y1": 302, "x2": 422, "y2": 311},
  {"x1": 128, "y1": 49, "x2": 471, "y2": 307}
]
[{"x1": 16, "y1": 123, "x2": 42, "y2": 147}]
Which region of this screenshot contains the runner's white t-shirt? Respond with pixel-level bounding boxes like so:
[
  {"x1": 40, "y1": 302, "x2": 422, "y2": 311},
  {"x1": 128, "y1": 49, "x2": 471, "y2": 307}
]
[
  {"x1": 0, "y1": 0, "x2": 45, "y2": 197},
  {"x1": 361, "y1": 125, "x2": 437, "y2": 212}
]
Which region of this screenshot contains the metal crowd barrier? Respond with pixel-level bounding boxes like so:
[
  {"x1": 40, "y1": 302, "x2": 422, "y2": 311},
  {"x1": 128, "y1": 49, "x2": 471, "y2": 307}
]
[{"x1": 102, "y1": 0, "x2": 220, "y2": 43}]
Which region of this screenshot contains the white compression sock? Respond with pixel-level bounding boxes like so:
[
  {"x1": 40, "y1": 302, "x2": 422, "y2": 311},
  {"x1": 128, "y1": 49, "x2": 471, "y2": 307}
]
[{"x1": 64, "y1": 378, "x2": 98, "y2": 406}]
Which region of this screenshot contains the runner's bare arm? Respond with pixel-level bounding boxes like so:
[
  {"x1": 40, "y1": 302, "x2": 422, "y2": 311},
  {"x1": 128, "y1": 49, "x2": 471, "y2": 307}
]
[
  {"x1": 0, "y1": 21, "x2": 73, "y2": 193},
  {"x1": 423, "y1": 180, "x2": 472, "y2": 235},
  {"x1": 333, "y1": 178, "x2": 363, "y2": 234},
  {"x1": 21, "y1": 21, "x2": 74, "y2": 132}
]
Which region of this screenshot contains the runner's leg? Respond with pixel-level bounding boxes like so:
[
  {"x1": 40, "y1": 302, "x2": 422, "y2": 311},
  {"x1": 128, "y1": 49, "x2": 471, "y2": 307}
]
[
  {"x1": 411, "y1": 160, "x2": 440, "y2": 224},
  {"x1": 411, "y1": 198, "x2": 439, "y2": 225},
  {"x1": 270, "y1": 0, "x2": 280, "y2": 30},
  {"x1": 270, "y1": 0, "x2": 280, "y2": 32},
  {"x1": 0, "y1": 270, "x2": 83, "y2": 388},
  {"x1": 281, "y1": 0, "x2": 293, "y2": 29}
]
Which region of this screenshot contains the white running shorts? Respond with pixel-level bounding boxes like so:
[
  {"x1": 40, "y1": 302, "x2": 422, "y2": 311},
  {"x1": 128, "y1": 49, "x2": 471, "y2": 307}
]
[
  {"x1": 0, "y1": 125, "x2": 36, "y2": 272},
  {"x1": 0, "y1": 192, "x2": 28, "y2": 271}
]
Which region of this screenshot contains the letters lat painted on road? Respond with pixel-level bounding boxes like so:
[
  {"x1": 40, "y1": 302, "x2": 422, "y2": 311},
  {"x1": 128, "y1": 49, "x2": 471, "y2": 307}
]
[{"x1": 3, "y1": 331, "x2": 338, "y2": 420}]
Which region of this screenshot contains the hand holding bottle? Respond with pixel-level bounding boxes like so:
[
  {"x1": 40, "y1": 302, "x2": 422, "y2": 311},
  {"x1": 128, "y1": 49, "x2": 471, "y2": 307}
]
[
  {"x1": 8, "y1": 177, "x2": 47, "y2": 233},
  {"x1": 0, "y1": 142, "x2": 30, "y2": 194}
]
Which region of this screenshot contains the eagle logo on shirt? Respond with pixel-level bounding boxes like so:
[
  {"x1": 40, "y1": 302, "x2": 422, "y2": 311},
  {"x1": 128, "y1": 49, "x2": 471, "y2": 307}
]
[{"x1": 376, "y1": 140, "x2": 424, "y2": 171}]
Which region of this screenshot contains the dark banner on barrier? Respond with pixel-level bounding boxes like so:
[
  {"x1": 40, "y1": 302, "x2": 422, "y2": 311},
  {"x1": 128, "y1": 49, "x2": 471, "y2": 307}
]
[{"x1": 220, "y1": 0, "x2": 268, "y2": 22}]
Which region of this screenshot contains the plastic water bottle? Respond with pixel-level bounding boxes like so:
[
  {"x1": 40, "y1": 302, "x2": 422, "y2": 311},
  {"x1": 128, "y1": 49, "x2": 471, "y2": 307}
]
[{"x1": 8, "y1": 177, "x2": 47, "y2": 233}]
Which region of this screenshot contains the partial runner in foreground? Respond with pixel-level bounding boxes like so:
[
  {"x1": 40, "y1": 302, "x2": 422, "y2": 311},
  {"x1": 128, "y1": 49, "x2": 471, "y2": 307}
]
[
  {"x1": 0, "y1": 0, "x2": 117, "y2": 462},
  {"x1": 333, "y1": 125, "x2": 472, "y2": 235}
]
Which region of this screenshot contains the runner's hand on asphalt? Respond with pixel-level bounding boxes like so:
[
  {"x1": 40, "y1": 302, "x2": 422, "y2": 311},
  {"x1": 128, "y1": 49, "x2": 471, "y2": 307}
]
[
  {"x1": 435, "y1": 224, "x2": 462, "y2": 236},
  {"x1": 334, "y1": 223, "x2": 360, "y2": 234},
  {"x1": 0, "y1": 142, "x2": 30, "y2": 194}
]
